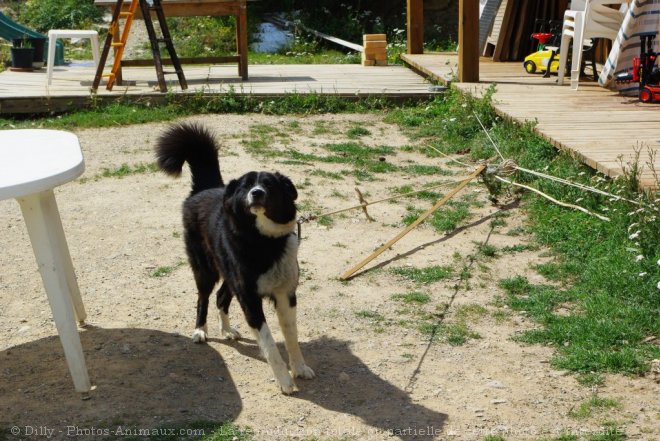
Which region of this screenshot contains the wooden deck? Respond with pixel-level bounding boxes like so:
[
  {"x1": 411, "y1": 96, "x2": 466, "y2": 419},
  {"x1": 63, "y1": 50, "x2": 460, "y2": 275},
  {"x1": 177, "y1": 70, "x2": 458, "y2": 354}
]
[
  {"x1": 402, "y1": 53, "x2": 660, "y2": 190},
  {"x1": 0, "y1": 63, "x2": 434, "y2": 114}
]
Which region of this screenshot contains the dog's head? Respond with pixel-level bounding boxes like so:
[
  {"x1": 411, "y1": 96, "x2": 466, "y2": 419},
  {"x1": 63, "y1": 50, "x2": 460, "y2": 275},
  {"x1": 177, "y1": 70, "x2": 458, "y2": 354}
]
[{"x1": 224, "y1": 171, "x2": 298, "y2": 238}]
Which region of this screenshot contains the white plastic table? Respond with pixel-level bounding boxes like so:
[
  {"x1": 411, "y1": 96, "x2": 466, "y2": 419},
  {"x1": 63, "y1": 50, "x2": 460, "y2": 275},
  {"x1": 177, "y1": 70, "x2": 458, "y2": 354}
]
[{"x1": 0, "y1": 129, "x2": 91, "y2": 393}]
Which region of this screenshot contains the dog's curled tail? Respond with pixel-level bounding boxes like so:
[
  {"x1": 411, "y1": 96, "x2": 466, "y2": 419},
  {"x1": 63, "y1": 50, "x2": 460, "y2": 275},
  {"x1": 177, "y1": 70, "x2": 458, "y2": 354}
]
[{"x1": 155, "y1": 122, "x2": 223, "y2": 195}]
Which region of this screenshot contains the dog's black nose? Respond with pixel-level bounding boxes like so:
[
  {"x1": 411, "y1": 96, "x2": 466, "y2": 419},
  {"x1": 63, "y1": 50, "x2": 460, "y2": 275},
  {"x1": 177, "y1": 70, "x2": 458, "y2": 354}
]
[{"x1": 249, "y1": 187, "x2": 266, "y2": 200}]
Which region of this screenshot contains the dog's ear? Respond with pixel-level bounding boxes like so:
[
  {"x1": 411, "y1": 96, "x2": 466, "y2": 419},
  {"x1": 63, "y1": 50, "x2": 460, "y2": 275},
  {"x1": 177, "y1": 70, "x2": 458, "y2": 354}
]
[
  {"x1": 276, "y1": 173, "x2": 298, "y2": 201},
  {"x1": 223, "y1": 179, "x2": 239, "y2": 211}
]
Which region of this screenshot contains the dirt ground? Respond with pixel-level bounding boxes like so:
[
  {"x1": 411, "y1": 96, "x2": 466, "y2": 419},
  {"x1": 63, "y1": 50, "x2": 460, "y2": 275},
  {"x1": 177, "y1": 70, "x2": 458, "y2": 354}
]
[{"x1": 0, "y1": 114, "x2": 658, "y2": 441}]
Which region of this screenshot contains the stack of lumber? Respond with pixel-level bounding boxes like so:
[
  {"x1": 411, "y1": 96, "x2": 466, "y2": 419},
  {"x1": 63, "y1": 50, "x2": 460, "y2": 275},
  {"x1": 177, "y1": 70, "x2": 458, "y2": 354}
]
[{"x1": 362, "y1": 34, "x2": 387, "y2": 66}]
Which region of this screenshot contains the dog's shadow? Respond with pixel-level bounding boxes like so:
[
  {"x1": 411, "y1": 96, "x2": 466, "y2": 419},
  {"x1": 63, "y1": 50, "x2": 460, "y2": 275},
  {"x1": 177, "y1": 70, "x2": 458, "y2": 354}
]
[
  {"x1": 1, "y1": 326, "x2": 242, "y2": 428},
  {"x1": 216, "y1": 335, "x2": 448, "y2": 438},
  {"x1": 2, "y1": 328, "x2": 446, "y2": 439}
]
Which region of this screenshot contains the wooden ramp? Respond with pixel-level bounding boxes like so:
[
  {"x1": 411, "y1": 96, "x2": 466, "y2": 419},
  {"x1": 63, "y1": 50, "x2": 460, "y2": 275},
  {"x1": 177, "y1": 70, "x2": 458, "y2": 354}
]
[
  {"x1": 402, "y1": 53, "x2": 660, "y2": 190},
  {"x1": 0, "y1": 63, "x2": 434, "y2": 114}
]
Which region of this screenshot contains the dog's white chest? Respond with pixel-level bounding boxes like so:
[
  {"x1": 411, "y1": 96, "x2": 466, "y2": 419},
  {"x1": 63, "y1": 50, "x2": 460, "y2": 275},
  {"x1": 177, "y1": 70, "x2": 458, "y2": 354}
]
[{"x1": 257, "y1": 235, "x2": 299, "y2": 296}]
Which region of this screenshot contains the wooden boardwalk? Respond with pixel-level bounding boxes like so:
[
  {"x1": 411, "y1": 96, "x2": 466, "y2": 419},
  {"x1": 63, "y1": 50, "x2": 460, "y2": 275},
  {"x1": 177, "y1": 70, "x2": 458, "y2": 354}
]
[
  {"x1": 402, "y1": 53, "x2": 660, "y2": 190},
  {"x1": 0, "y1": 63, "x2": 434, "y2": 114}
]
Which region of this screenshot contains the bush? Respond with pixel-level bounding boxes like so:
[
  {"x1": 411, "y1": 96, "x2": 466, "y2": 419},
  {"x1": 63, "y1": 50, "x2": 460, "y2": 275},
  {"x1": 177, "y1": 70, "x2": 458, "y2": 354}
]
[
  {"x1": 167, "y1": 16, "x2": 238, "y2": 58},
  {"x1": 19, "y1": 0, "x2": 103, "y2": 33}
]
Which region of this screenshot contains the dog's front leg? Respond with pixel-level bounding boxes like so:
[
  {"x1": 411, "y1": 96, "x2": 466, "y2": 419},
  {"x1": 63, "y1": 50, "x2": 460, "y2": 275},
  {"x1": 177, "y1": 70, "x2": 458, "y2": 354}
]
[
  {"x1": 251, "y1": 322, "x2": 295, "y2": 394},
  {"x1": 241, "y1": 295, "x2": 295, "y2": 394},
  {"x1": 275, "y1": 292, "x2": 315, "y2": 380}
]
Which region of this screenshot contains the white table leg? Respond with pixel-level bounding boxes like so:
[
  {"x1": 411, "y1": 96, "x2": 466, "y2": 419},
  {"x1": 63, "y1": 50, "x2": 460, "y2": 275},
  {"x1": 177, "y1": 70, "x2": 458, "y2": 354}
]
[{"x1": 17, "y1": 190, "x2": 91, "y2": 393}]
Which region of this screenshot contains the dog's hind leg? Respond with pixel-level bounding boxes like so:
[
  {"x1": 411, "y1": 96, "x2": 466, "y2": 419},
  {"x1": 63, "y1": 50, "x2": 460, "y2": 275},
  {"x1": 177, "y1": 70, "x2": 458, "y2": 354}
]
[
  {"x1": 192, "y1": 272, "x2": 215, "y2": 343},
  {"x1": 275, "y1": 292, "x2": 315, "y2": 380},
  {"x1": 239, "y1": 294, "x2": 295, "y2": 394},
  {"x1": 216, "y1": 282, "x2": 241, "y2": 340},
  {"x1": 189, "y1": 254, "x2": 218, "y2": 343}
]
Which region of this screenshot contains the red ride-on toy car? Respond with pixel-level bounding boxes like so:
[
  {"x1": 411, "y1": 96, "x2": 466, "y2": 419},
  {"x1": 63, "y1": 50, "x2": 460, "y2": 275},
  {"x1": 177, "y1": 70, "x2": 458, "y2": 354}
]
[{"x1": 616, "y1": 35, "x2": 660, "y2": 103}]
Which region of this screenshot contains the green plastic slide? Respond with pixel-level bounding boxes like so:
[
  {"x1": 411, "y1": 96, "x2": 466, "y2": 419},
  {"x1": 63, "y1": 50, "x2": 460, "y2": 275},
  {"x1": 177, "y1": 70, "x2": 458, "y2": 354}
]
[{"x1": 0, "y1": 11, "x2": 64, "y2": 65}]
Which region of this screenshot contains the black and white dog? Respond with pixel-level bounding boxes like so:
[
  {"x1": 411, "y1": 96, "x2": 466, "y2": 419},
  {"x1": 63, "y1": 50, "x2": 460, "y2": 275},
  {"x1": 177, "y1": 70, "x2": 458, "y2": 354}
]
[{"x1": 155, "y1": 122, "x2": 314, "y2": 394}]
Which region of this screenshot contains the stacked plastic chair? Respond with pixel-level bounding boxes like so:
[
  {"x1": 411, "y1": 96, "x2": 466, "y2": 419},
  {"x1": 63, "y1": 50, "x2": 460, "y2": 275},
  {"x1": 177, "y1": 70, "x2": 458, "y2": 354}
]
[{"x1": 557, "y1": 0, "x2": 629, "y2": 90}]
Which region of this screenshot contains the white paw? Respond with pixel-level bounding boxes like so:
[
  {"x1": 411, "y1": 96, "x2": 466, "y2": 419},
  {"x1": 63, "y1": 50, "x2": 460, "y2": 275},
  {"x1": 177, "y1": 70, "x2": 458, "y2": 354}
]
[
  {"x1": 278, "y1": 374, "x2": 296, "y2": 395},
  {"x1": 292, "y1": 364, "x2": 316, "y2": 379},
  {"x1": 221, "y1": 327, "x2": 242, "y2": 340},
  {"x1": 192, "y1": 328, "x2": 207, "y2": 343}
]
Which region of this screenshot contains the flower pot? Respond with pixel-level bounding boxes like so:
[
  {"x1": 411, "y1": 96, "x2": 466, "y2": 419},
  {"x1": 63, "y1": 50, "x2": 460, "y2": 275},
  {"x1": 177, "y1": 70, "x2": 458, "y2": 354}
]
[
  {"x1": 10, "y1": 47, "x2": 35, "y2": 69},
  {"x1": 12, "y1": 37, "x2": 46, "y2": 68}
]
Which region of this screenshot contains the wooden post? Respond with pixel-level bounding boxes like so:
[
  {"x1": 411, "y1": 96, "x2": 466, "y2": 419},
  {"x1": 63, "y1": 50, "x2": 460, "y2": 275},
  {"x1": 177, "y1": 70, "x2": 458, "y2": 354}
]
[
  {"x1": 407, "y1": 0, "x2": 423, "y2": 54},
  {"x1": 458, "y1": 0, "x2": 479, "y2": 82}
]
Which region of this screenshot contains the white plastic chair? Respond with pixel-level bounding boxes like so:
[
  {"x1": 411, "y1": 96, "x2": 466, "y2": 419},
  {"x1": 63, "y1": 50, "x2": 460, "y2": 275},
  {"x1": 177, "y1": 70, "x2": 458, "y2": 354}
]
[
  {"x1": 557, "y1": 0, "x2": 628, "y2": 89},
  {"x1": 47, "y1": 30, "x2": 100, "y2": 86}
]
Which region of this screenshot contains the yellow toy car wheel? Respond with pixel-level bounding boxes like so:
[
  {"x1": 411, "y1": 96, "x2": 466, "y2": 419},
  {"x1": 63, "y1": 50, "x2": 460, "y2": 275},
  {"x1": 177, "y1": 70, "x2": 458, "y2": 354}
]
[{"x1": 524, "y1": 60, "x2": 537, "y2": 74}]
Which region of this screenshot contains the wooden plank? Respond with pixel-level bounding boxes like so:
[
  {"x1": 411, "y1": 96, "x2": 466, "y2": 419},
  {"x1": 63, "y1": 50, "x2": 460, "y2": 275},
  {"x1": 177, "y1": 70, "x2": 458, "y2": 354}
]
[
  {"x1": 95, "y1": 0, "x2": 244, "y2": 17},
  {"x1": 458, "y1": 0, "x2": 480, "y2": 82},
  {"x1": 407, "y1": 0, "x2": 424, "y2": 54},
  {"x1": 492, "y1": 0, "x2": 514, "y2": 61},
  {"x1": 122, "y1": 56, "x2": 239, "y2": 66}
]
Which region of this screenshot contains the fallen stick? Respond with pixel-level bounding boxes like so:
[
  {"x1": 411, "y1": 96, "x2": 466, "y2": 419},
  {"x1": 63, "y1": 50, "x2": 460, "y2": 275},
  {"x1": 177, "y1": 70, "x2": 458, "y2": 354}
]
[
  {"x1": 339, "y1": 164, "x2": 486, "y2": 280},
  {"x1": 494, "y1": 175, "x2": 610, "y2": 222}
]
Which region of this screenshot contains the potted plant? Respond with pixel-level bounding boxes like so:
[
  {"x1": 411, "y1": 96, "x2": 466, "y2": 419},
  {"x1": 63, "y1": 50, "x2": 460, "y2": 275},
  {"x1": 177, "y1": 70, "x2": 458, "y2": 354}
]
[
  {"x1": 10, "y1": 35, "x2": 35, "y2": 70},
  {"x1": 29, "y1": 37, "x2": 46, "y2": 69}
]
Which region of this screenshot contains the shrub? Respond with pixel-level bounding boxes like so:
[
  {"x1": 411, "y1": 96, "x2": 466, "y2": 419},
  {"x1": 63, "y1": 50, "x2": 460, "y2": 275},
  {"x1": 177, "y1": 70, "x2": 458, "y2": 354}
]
[{"x1": 20, "y1": 0, "x2": 103, "y2": 33}]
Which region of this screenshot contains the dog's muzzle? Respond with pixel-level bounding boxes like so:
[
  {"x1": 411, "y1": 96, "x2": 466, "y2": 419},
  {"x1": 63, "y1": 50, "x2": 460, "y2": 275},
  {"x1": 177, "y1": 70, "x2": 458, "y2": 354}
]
[{"x1": 247, "y1": 186, "x2": 266, "y2": 208}]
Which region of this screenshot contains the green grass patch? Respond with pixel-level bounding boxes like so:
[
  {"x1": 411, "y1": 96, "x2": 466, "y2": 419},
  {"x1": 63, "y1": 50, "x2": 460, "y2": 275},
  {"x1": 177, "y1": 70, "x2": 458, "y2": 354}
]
[
  {"x1": 429, "y1": 201, "x2": 472, "y2": 233},
  {"x1": 310, "y1": 169, "x2": 344, "y2": 180},
  {"x1": 588, "y1": 422, "x2": 627, "y2": 441},
  {"x1": 454, "y1": 303, "x2": 488, "y2": 321},
  {"x1": 419, "y1": 320, "x2": 481, "y2": 346},
  {"x1": 500, "y1": 244, "x2": 539, "y2": 253},
  {"x1": 0, "y1": 93, "x2": 406, "y2": 129},
  {"x1": 402, "y1": 205, "x2": 424, "y2": 226},
  {"x1": 569, "y1": 395, "x2": 621, "y2": 419},
  {"x1": 475, "y1": 241, "x2": 498, "y2": 258},
  {"x1": 538, "y1": 436, "x2": 579, "y2": 441},
  {"x1": 150, "y1": 262, "x2": 184, "y2": 278},
  {"x1": 316, "y1": 215, "x2": 334, "y2": 227},
  {"x1": 506, "y1": 226, "x2": 528, "y2": 236},
  {"x1": 401, "y1": 164, "x2": 452, "y2": 176},
  {"x1": 484, "y1": 436, "x2": 506, "y2": 441},
  {"x1": 284, "y1": 142, "x2": 397, "y2": 181},
  {"x1": 99, "y1": 162, "x2": 159, "y2": 179},
  {"x1": 392, "y1": 291, "x2": 431, "y2": 304},
  {"x1": 391, "y1": 265, "x2": 453, "y2": 285},
  {"x1": 346, "y1": 125, "x2": 371, "y2": 139},
  {"x1": 576, "y1": 372, "x2": 605, "y2": 387},
  {"x1": 533, "y1": 261, "x2": 578, "y2": 282},
  {"x1": 402, "y1": 201, "x2": 474, "y2": 233},
  {"x1": 354, "y1": 310, "x2": 386, "y2": 322},
  {"x1": 108, "y1": 421, "x2": 251, "y2": 441}
]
